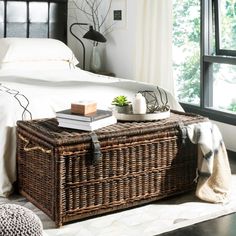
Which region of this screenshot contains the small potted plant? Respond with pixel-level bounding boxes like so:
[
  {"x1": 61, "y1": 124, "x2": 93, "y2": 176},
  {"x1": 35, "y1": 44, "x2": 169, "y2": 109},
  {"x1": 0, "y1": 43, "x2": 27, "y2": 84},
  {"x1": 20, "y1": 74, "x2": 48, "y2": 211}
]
[{"x1": 112, "y1": 95, "x2": 132, "y2": 114}]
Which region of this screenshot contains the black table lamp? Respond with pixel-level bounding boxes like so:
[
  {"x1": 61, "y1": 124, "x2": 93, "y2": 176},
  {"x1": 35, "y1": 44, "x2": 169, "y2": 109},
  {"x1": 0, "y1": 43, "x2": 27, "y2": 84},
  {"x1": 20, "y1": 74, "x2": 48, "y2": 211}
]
[
  {"x1": 83, "y1": 25, "x2": 106, "y2": 43},
  {"x1": 70, "y1": 23, "x2": 106, "y2": 70}
]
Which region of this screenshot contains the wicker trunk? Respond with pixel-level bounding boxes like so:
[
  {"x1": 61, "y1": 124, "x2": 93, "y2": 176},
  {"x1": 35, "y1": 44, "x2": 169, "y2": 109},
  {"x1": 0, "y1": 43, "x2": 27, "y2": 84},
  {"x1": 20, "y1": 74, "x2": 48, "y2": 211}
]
[{"x1": 17, "y1": 111, "x2": 207, "y2": 227}]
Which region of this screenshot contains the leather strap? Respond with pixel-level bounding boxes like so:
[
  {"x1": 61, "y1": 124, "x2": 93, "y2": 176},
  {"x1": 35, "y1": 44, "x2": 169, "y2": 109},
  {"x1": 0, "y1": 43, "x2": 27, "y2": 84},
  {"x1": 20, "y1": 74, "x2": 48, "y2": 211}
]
[
  {"x1": 90, "y1": 132, "x2": 102, "y2": 164},
  {"x1": 178, "y1": 121, "x2": 188, "y2": 145}
]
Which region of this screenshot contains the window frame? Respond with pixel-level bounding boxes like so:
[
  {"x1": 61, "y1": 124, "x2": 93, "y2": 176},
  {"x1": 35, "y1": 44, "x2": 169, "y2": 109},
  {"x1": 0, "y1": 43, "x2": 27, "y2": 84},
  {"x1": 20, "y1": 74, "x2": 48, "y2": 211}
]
[
  {"x1": 180, "y1": 0, "x2": 236, "y2": 126},
  {"x1": 215, "y1": 0, "x2": 236, "y2": 56}
]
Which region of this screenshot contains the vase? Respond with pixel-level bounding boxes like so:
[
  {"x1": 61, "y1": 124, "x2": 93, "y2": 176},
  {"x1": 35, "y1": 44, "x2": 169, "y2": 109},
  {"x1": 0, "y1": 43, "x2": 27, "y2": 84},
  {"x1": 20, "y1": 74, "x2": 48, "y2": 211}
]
[{"x1": 90, "y1": 45, "x2": 102, "y2": 73}]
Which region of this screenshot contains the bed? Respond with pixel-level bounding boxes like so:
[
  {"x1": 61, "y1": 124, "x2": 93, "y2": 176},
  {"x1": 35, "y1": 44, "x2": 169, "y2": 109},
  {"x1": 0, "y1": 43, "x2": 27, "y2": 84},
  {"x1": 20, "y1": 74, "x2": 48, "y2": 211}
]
[{"x1": 0, "y1": 0, "x2": 182, "y2": 197}]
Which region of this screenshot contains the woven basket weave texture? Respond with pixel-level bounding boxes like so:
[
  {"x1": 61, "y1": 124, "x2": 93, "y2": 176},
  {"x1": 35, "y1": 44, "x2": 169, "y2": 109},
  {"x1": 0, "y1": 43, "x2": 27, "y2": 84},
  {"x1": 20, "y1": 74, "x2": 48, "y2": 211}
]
[{"x1": 17, "y1": 110, "x2": 207, "y2": 227}]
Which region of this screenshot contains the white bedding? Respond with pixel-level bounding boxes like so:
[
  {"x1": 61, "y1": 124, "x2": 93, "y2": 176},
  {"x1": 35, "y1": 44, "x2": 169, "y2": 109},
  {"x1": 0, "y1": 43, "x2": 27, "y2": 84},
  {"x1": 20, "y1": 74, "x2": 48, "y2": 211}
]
[{"x1": 0, "y1": 67, "x2": 182, "y2": 197}]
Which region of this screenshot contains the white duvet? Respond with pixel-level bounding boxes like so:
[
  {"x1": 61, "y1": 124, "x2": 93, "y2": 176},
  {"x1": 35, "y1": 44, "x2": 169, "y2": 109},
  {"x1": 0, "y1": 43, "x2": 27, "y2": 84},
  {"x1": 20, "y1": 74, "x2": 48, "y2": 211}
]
[{"x1": 0, "y1": 67, "x2": 182, "y2": 197}]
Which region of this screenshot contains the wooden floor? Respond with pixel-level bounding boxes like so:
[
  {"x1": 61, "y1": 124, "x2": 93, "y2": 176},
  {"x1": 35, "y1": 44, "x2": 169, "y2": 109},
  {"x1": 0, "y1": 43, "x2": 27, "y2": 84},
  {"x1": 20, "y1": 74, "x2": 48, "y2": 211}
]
[
  {"x1": 158, "y1": 152, "x2": 236, "y2": 236},
  {"x1": 158, "y1": 213, "x2": 236, "y2": 236}
]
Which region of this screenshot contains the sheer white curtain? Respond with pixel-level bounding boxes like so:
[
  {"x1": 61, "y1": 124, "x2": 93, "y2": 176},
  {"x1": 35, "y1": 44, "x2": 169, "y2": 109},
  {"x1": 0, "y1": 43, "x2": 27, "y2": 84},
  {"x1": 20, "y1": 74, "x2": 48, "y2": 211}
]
[{"x1": 135, "y1": 0, "x2": 174, "y2": 95}]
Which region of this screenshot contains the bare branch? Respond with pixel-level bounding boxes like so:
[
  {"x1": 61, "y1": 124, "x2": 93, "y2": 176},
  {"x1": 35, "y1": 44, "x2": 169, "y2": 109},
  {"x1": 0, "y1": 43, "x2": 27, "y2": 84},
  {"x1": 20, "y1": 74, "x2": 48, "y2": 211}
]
[
  {"x1": 102, "y1": 21, "x2": 116, "y2": 36},
  {"x1": 84, "y1": 0, "x2": 93, "y2": 9},
  {"x1": 93, "y1": 0, "x2": 100, "y2": 30},
  {"x1": 84, "y1": 11, "x2": 93, "y2": 24},
  {"x1": 72, "y1": 0, "x2": 114, "y2": 35},
  {"x1": 73, "y1": 0, "x2": 93, "y2": 17},
  {"x1": 94, "y1": 0, "x2": 103, "y2": 12},
  {"x1": 99, "y1": 0, "x2": 112, "y2": 28},
  {"x1": 85, "y1": 0, "x2": 97, "y2": 29},
  {"x1": 68, "y1": 14, "x2": 79, "y2": 23}
]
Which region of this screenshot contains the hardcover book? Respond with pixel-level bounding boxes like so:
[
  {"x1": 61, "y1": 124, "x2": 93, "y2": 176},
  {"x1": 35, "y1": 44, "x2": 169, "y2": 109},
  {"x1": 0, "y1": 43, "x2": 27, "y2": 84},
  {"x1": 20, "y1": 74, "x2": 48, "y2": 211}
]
[
  {"x1": 58, "y1": 115, "x2": 117, "y2": 131},
  {"x1": 56, "y1": 109, "x2": 112, "y2": 122}
]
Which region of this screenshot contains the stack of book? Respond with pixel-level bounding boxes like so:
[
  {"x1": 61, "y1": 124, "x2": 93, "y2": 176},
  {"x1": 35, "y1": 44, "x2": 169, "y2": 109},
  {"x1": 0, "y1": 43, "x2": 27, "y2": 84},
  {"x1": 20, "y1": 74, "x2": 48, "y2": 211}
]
[{"x1": 56, "y1": 109, "x2": 117, "y2": 131}]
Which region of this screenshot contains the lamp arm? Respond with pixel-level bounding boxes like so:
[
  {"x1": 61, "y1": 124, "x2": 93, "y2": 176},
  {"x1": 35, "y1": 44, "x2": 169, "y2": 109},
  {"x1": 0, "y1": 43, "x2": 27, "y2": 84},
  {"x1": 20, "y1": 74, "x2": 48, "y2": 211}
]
[{"x1": 69, "y1": 23, "x2": 88, "y2": 70}]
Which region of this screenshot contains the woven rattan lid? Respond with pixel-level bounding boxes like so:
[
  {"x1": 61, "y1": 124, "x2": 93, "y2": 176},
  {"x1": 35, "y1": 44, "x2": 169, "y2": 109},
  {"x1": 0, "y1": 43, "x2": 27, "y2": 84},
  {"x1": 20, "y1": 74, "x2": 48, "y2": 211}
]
[{"x1": 16, "y1": 110, "x2": 207, "y2": 146}]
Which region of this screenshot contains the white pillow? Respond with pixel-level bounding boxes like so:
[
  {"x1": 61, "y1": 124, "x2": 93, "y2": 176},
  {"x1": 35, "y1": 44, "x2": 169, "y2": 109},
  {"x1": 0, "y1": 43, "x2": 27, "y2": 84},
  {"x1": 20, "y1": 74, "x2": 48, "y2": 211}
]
[{"x1": 0, "y1": 38, "x2": 79, "y2": 67}]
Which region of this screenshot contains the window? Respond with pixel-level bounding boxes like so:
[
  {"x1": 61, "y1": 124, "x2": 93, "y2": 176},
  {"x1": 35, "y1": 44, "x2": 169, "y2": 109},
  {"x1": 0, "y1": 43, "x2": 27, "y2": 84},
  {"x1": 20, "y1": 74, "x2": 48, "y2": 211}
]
[
  {"x1": 173, "y1": 0, "x2": 201, "y2": 105},
  {"x1": 209, "y1": 63, "x2": 236, "y2": 113},
  {"x1": 215, "y1": 0, "x2": 236, "y2": 55},
  {"x1": 173, "y1": 0, "x2": 236, "y2": 125}
]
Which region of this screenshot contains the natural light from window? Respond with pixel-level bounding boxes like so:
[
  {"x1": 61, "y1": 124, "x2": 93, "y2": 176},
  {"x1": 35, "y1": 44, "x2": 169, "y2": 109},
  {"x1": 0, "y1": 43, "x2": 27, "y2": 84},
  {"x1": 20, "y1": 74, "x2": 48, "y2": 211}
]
[
  {"x1": 218, "y1": 0, "x2": 236, "y2": 51},
  {"x1": 213, "y1": 63, "x2": 236, "y2": 113},
  {"x1": 173, "y1": 0, "x2": 236, "y2": 115},
  {"x1": 172, "y1": 0, "x2": 200, "y2": 105}
]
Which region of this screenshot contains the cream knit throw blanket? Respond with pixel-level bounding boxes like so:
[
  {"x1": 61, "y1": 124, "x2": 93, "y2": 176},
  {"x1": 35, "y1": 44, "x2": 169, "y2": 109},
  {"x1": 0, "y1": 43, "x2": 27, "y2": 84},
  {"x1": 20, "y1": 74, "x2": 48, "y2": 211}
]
[{"x1": 187, "y1": 121, "x2": 231, "y2": 204}]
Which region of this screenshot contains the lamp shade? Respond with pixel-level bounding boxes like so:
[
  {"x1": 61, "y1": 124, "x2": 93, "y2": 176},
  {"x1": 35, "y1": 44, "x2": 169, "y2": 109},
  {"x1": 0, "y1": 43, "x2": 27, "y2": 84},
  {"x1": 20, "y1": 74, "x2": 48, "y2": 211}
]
[{"x1": 83, "y1": 26, "x2": 106, "y2": 43}]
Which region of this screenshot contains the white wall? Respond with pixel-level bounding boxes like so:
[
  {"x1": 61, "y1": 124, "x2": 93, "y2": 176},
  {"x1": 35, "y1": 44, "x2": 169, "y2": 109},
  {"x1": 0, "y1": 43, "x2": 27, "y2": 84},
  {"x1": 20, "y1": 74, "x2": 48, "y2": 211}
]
[
  {"x1": 212, "y1": 121, "x2": 236, "y2": 152},
  {"x1": 67, "y1": 0, "x2": 236, "y2": 152},
  {"x1": 68, "y1": 0, "x2": 137, "y2": 79},
  {"x1": 103, "y1": 0, "x2": 137, "y2": 80}
]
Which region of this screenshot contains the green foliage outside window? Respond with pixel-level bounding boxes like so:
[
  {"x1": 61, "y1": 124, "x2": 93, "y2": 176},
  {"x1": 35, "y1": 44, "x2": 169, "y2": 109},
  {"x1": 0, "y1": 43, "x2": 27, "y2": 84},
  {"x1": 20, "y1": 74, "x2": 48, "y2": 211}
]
[
  {"x1": 173, "y1": 0, "x2": 236, "y2": 113},
  {"x1": 219, "y1": 0, "x2": 236, "y2": 50},
  {"x1": 173, "y1": 0, "x2": 201, "y2": 105},
  {"x1": 228, "y1": 101, "x2": 236, "y2": 112}
]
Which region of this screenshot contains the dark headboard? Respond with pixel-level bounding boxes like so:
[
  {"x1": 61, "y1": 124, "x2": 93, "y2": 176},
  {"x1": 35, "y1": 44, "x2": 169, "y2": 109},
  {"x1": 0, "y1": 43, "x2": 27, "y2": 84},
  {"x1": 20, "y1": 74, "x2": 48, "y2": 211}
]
[{"x1": 0, "y1": 0, "x2": 67, "y2": 43}]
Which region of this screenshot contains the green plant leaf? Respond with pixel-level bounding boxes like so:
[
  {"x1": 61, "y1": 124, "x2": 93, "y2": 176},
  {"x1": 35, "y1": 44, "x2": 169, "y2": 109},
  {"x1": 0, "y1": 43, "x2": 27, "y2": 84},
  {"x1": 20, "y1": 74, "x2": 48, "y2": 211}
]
[{"x1": 111, "y1": 95, "x2": 131, "y2": 106}]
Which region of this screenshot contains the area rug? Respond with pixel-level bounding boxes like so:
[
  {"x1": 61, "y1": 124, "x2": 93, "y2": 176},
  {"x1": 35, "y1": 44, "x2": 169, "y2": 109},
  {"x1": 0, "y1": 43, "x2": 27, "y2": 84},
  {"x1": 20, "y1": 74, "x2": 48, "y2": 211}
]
[{"x1": 0, "y1": 175, "x2": 235, "y2": 236}]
